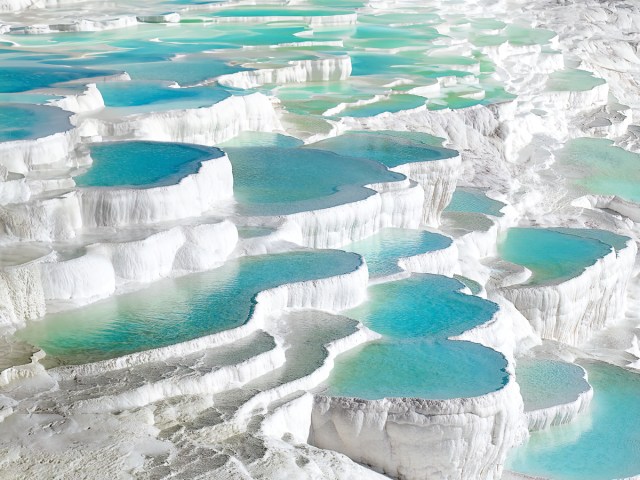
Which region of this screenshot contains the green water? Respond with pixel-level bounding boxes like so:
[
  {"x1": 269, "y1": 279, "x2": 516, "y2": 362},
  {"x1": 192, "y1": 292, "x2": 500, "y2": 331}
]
[
  {"x1": 309, "y1": 130, "x2": 457, "y2": 168},
  {"x1": 445, "y1": 187, "x2": 505, "y2": 216},
  {"x1": 499, "y1": 228, "x2": 612, "y2": 285},
  {"x1": 226, "y1": 145, "x2": 404, "y2": 215}
]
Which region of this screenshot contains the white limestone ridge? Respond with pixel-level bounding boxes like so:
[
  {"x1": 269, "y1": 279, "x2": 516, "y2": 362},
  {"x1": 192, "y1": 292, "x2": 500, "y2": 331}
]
[
  {"x1": 216, "y1": 57, "x2": 353, "y2": 89},
  {"x1": 310, "y1": 378, "x2": 527, "y2": 480},
  {"x1": 79, "y1": 93, "x2": 283, "y2": 145},
  {"x1": 500, "y1": 238, "x2": 637, "y2": 346}
]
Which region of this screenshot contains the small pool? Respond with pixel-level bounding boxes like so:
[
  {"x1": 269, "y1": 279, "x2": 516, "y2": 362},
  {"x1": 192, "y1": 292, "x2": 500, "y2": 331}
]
[
  {"x1": 546, "y1": 69, "x2": 605, "y2": 92},
  {"x1": 74, "y1": 141, "x2": 223, "y2": 189},
  {"x1": 308, "y1": 130, "x2": 458, "y2": 168},
  {"x1": 327, "y1": 274, "x2": 508, "y2": 399},
  {"x1": 0, "y1": 104, "x2": 72, "y2": 143},
  {"x1": 342, "y1": 228, "x2": 451, "y2": 277},
  {"x1": 17, "y1": 250, "x2": 362, "y2": 364},
  {"x1": 499, "y1": 228, "x2": 612, "y2": 285},
  {"x1": 508, "y1": 361, "x2": 640, "y2": 480},
  {"x1": 444, "y1": 187, "x2": 505, "y2": 216},
  {"x1": 516, "y1": 358, "x2": 589, "y2": 412},
  {"x1": 226, "y1": 144, "x2": 404, "y2": 215}
]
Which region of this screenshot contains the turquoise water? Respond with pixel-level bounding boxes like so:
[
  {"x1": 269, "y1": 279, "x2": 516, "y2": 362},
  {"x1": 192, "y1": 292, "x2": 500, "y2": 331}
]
[
  {"x1": 557, "y1": 137, "x2": 640, "y2": 203},
  {"x1": 445, "y1": 187, "x2": 505, "y2": 216},
  {"x1": 342, "y1": 228, "x2": 451, "y2": 277},
  {"x1": 328, "y1": 274, "x2": 508, "y2": 399},
  {"x1": 309, "y1": 130, "x2": 457, "y2": 168},
  {"x1": 508, "y1": 361, "x2": 640, "y2": 480},
  {"x1": 547, "y1": 69, "x2": 605, "y2": 92},
  {"x1": 0, "y1": 104, "x2": 72, "y2": 142},
  {"x1": 225, "y1": 145, "x2": 404, "y2": 215},
  {"x1": 97, "y1": 81, "x2": 231, "y2": 110},
  {"x1": 499, "y1": 228, "x2": 612, "y2": 285},
  {"x1": 75, "y1": 142, "x2": 222, "y2": 188},
  {"x1": 0, "y1": 65, "x2": 118, "y2": 93},
  {"x1": 220, "y1": 132, "x2": 303, "y2": 148},
  {"x1": 517, "y1": 358, "x2": 590, "y2": 411},
  {"x1": 18, "y1": 250, "x2": 362, "y2": 364}
]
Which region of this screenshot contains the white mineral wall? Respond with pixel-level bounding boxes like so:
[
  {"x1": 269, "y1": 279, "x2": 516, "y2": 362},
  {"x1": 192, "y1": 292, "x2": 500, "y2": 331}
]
[
  {"x1": 0, "y1": 192, "x2": 83, "y2": 242},
  {"x1": 391, "y1": 155, "x2": 463, "y2": 226},
  {"x1": 80, "y1": 93, "x2": 283, "y2": 146},
  {"x1": 38, "y1": 220, "x2": 239, "y2": 303},
  {"x1": 310, "y1": 378, "x2": 527, "y2": 480},
  {"x1": 47, "y1": 83, "x2": 105, "y2": 114},
  {"x1": 0, "y1": 127, "x2": 82, "y2": 174},
  {"x1": 79, "y1": 154, "x2": 233, "y2": 228},
  {"x1": 279, "y1": 180, "x2": 425, "y2": 249},
  {"x1": 501, "y1": 239, "x2": 637, "y2": 346},
  {"x1": 216, "y1": 57, "x2": 352, "y2": 89}
]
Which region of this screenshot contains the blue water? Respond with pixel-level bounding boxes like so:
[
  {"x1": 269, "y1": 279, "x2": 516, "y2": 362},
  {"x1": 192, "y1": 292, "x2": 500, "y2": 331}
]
[
  {"x1": 0, "y1": 104, "x2": 72, "y2": 142},
  {"x1": 328, "y1": 274, "x2": 508, "y2": 399},
  {"x1": 97, "y1": 81, "x2": 231, "y2": 110},
  {"x1": 517, "y1": 358, "x2": 590, "y2": 411},
  {"x1": 342, "y1": 228, "x2": 451, "y2": 277},
  {"x1": 309, "y1": 130, "x2": 458, "y2": 168},
  {"x1": 508, "y1": 361, "x2": 640, "y2": 480},
  {"x1": 499, "y1": 228, "x2": 612, "y2": 285},
  {"x1": 445, "y1": 187, "x2": 505, "y2": 216},
  {"x1": 74, "y1": 142, "x2": 222, "y2": 188},
  {"x1": 225, "y1": 145, "x2": 404, "y2": 215},
  {"x1": 18, "y1": 250, "x2": 362, "y2": 364}
]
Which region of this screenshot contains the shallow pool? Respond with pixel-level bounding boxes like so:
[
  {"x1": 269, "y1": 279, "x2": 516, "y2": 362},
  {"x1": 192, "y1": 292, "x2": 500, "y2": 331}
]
[
  {"x1": 18, "y1": 250, "x2": 362, "y2": 364},
  {"x1": 75, "y1": 141, "x2": 223, "y2": 188}
]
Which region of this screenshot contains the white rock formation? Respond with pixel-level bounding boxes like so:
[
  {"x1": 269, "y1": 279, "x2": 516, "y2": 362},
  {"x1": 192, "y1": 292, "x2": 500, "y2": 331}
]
[
  {"x1": 500, "y1": 238, "x2": 637, "y2": 346},
  {"x1": 310, "y1": 378, "x2": 527, "y2": 480},
  {"x1": 80, "y1": 93, "x2": 283, "y2": 146},
  {"x1": 216, "y1": 57, "x2": 352, "y2": 89},
  {"x1": 79, "y1": 152, "x2": 233, "y2": 228}
]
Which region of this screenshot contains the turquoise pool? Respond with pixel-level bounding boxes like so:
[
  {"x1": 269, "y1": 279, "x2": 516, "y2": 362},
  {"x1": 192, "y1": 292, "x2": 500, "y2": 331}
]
[
  {"x1": 342, "y1": 228, "x2": 451, "y2": 277},
  {"x1": 327, "y1": 274, "x2": 508, "y2": 399},
  {"x1": 226, "y1": 145, "x2": 404, "y2": 215},
  {"x1": 0, "y1": 104, "x2": 72, "y2": 142},
  {"x1": 508, "y1": 361, "x2": 640, "y2": 480},
  {"x1": 74, "y1": 141, "x2": 223, "y2": 188},
  {"x1": 18, "y1": 250, "x2": 362, "y2": 364},
  {"x1": 499, "y1": 228, "x2": 612, "y2": 285}
]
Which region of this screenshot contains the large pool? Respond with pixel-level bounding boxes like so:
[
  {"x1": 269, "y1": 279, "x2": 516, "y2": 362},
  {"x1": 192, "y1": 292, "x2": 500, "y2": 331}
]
[{"x1": 18, "y1": 250, "x2": 363, "y2": 364}]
